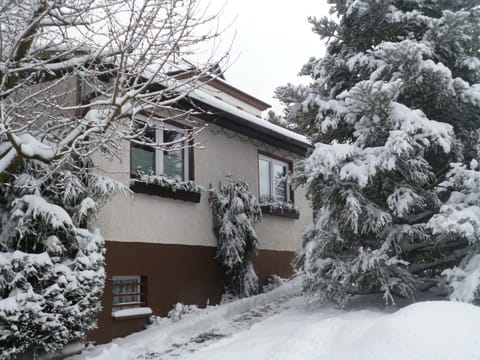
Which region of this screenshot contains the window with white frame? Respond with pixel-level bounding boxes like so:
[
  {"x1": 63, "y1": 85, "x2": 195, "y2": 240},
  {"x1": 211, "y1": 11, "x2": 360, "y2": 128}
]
[
  {"x1": 131, "y1": 119, "x2": 189, "y2": 181},
  {"x1": 112, "y1": 275, "x2": 146, "y2": 310},
  {"x1": 258, "y1": 154, "x2": 290, "y2": 203}
]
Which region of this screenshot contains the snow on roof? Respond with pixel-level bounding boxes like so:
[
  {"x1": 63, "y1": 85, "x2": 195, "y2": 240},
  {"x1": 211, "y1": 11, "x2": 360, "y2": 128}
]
[
  {"x1": 148, "y1": 66, "x2": 310, "y2": 147},
  {"x1": 170, "y1": 69, "x2": 271, "y2": 111},
  {"x1": 189, "y1": 87, "x2": 310, "y2": 146},
  {"x1": 202, "y1": 76, "x2": 271, "y2": 111}
]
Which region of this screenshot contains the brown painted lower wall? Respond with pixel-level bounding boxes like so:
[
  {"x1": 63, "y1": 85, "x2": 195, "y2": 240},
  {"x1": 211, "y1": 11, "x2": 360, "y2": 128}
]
[
  {"x1": 88, "y1": 241, "x2": 295, "y2": 344},
  {"x1": 252, "y1": 250, "x2": 296, "y2": 286}
]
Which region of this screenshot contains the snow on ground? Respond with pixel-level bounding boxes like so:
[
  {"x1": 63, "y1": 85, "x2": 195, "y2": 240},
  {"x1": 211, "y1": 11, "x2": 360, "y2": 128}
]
[
  {"x1": 67, "y1": 278, "x2": 480, "y2": 360},
  {"x1": 66, "y1": 278, "x2": 302, "y2": 360},
  {"x1": 184, "y1": 300, "x2": 480, "y2": 360}
]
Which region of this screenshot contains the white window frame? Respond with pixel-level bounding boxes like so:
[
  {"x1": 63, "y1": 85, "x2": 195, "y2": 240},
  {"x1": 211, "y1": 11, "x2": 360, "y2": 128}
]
[
  {"x1": 155, "y1": 123, "x2": 189, "y2": 181},
  {"x1": 132, "y1": 116, "x2": 189, "y2": 180},
  {"x1": 258, "y1": 154, "x2": 290, "y2": 202}
]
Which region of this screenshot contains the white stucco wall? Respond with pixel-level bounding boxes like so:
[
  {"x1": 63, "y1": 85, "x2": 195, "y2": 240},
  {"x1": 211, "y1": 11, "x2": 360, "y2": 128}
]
[{"x1": 95, "y1": 121, "x2": 312, "y2": 252}]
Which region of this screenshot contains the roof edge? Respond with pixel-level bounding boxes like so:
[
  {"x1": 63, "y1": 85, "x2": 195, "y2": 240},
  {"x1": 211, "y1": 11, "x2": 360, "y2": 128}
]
[
  {"x1": 182, "y1": 97, "x2": 311, "y2": 157},
  {"x1": 170, "y1": 70, "x2": 271, "y2": 111}
]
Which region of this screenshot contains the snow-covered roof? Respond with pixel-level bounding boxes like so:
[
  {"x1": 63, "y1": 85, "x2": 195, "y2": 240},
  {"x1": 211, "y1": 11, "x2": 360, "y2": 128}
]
[
  {"x1": 168, "y1": 68, "x2": 310, "y2": 153},
  {"x1": 199, "y1": 75, "x2": 271, "y2": 111},
  {"x1": 170, "y1": 69, "x2": 271, "y2": 112},
  {"x1": 144, "y1": 67, "x2": 310, "y2": 154},
  {"x1": 190, "y1": 87, "x2": 310, "y2": 146}
]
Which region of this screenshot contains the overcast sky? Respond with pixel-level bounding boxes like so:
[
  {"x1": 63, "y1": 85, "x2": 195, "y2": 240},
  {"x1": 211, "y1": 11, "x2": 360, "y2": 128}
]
[{"x1": 206, "y1": 1, "x2": 331, "y2": 113}]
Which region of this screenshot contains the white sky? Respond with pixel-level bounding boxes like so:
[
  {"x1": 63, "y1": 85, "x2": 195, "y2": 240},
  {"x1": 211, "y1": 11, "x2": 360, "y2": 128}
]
[{"x1": 206, "y1": 1, "x2": 331, "y2": 113}]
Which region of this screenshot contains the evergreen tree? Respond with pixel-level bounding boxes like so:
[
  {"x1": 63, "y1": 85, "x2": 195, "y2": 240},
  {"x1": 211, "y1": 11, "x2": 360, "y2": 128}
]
[
  {"x1": 277, "y1": 0, "x2": 480, "y2": 306},
  {"x1": 209, "y1": 179, "x2": 262, "y2": 298},
  {"x1": 0, "y1": 156, "x2": 126, "y2": 358}
]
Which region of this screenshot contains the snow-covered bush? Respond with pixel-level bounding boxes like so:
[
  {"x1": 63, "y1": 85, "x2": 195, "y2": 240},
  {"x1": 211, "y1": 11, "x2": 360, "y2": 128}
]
[
  {"x1": 0, "y1": 158, "x2": 126, "y2": 358},
  {"x1": 262, "y1": 275, "x2": 287, "y2": 293},
  {"x1": 279, "y1": 1, "x2": 480, "y2": 306},
  {"x1": 167, "y1": 303, "x2": 200, "y2": 322},
  {"x1": 209, "y1": 179, "x2": 262, "y2": 298}
]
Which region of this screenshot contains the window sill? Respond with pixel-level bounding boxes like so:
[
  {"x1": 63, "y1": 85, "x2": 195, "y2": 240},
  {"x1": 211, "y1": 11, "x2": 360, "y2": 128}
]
[
  {"x1": 130, "y1": 180, "x2": 201, "y2": 203},
  {"x1": 260, "y1": 205, "x2": 300, "y2": 219},
  {"x1": 111, "y1": 307, "x2": 152, "y2": 320}
]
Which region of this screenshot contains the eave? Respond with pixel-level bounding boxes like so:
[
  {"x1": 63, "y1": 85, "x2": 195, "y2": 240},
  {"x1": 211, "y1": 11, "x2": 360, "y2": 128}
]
[{"x1": 181, "y1": 97, "x2": 312, "y2": 157}]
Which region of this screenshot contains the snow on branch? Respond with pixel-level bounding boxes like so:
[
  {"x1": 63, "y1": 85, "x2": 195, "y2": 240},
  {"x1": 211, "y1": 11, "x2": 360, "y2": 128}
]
[
  {"x1": 0, "y1": 1, "x2": 229, "y2": 356},
  {"x1": 285, "y1": 0, "x2": 480, "y2": 307},
  {"x1": 12, "y1": 194, "x2": 73, "y2": 230},
  {"x1": 209, "y1": 178, "x2": 262, "y2": 298},
  {"x1": 0, "y1": 0, "x2": 230, "y2": 180}
]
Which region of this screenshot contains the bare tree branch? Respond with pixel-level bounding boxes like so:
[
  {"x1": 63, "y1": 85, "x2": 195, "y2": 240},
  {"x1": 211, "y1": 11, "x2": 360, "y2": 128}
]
[{"x1": 0, "y1": 0, "x2": 231, "y2": 182}]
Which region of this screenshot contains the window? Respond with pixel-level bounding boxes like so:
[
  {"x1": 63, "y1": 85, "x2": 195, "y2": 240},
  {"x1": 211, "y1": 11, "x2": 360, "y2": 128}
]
[
  {"x1": 258, "y1": 154, "x2": 290, "y2": 203},
  {"x1": 112, "y1": 275, "x2": 146, "y2": 310},
  {"x1": 131, "y1": 119, "x2": 189, "y2": 181}
]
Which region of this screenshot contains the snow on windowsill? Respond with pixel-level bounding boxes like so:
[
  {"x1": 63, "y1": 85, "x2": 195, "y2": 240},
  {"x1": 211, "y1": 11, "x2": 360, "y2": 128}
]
[
  {"x1": 260, "y1": 200, "x2": 299, "y2": 213},
  {"x1": 135, "y1": 174, "x2": 203, "y2": 193},
  {"x1": 112, "y1": 307, "x2": 153, "y2": 319},
  {"x1": 260, "y1": 201, "x2": 300, "y2": 219}
]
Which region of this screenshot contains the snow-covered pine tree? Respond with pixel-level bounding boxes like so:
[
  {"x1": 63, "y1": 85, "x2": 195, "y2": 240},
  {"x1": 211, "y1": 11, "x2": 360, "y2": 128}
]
[
  {"x1": 277, "y1": 0, "x2": 480, "y2": 306},
  {"x1": 209, "y1": 179, "x2": 262, "y2": 298},
  {"x1": 0, "y1": 156, "x2": 126, "y2": 358}
]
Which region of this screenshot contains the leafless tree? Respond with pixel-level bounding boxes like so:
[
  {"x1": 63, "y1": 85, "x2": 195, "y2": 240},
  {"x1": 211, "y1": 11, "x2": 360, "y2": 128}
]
[
  {"x1": 0, "y1": 1, "x2": 230, "y2": 357},
  {"x1": 0, "y1": 0, "x2": 228, "y2": 181}
]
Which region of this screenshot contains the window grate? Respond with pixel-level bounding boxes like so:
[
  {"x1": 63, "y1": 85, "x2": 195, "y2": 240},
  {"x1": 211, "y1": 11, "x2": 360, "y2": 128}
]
[{"x1": 112, "y1": 276, "x2": 147, "y2": 310}]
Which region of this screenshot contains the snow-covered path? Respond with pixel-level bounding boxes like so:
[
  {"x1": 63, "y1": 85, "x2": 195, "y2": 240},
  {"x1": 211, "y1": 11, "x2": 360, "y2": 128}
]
[
  {"x1": 67, "y1": 278, "x2": 480, "y2": 360},
  {"x1": 67, "y1": 279, "x2": 302, "y2": 360},
  {"x1": 134, "y1": 295, "x2": 299, "y2": 360}
]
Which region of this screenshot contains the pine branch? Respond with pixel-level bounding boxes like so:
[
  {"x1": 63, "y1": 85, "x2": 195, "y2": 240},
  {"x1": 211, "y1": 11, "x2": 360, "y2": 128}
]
[
  {"x1": 402, "y1": 238, "x2": 469, "y2": 255},
  {"x1": 409, "y1": 250, "x2": 468, "y2": 274},
  {"x1": 396, "y1": 209, "x2": 435, "y2": 225},
  {"x1": 426, "y1": 164, "x2": 452, "y2": 191}
]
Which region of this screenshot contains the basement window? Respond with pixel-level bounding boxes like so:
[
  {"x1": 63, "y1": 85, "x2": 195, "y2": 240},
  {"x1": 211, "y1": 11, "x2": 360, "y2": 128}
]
[{"x1": 112, "y1": 275, "x2": 146, "y2": 310}]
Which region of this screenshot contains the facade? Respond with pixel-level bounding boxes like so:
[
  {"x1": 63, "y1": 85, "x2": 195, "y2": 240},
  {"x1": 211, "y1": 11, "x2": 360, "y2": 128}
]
[{"x1": 88, "y1": 75, "x2": 312, "y2": 343}]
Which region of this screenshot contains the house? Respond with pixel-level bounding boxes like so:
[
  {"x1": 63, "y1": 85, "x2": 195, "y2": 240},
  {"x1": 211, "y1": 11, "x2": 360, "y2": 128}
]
[{"x1": 88, "y1": 73, "x2": 312, "y2": 344}]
